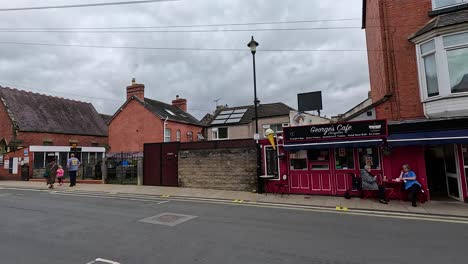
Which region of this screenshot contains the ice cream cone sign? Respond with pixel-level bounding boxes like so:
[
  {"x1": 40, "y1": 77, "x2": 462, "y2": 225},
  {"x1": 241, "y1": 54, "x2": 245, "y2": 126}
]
[{"x1": 265, "y1": 128, "x2": 276, "y2": 150}]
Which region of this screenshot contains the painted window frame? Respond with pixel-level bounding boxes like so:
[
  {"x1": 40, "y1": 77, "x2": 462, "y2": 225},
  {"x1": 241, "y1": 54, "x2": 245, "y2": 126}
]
[
  {"x1": 176, "y1": 130, "x2": 181, "y2": 142},
  {"x1": 417, "y1": 30, "x2": 468, "y2": 101},
  {"x1": 164, "y1": 128, "x2": 171, "y2": 142},
  {"x1": 212, "y1": 127, "x2": 228, "y2": 140}
]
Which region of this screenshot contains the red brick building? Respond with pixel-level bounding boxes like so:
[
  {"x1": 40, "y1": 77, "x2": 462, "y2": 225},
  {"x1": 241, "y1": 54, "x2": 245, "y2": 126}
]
[
  {"x1": 362, "y1": 0, "x2": 468, "y2": 201},
  {"x1": 0, "y1": 86, "x2": 108, "y2": 180},
  {"x1": 108, "y1": 79, "x2": 204, "y2": 153}
]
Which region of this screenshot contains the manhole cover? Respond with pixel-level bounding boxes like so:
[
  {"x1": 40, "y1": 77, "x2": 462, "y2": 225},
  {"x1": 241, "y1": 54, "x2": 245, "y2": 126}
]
[{"x1": 139, "y1": 213, "x2": 198, "y2": 226}]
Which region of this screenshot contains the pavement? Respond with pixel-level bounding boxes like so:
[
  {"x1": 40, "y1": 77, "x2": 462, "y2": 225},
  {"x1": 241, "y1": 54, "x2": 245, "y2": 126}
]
[
  {"x1": 1, "y1": 185, "x2": 468, "y2": 264},
  {"x1": 1, "y1": 180, "x2": 468, "y2": 218}
]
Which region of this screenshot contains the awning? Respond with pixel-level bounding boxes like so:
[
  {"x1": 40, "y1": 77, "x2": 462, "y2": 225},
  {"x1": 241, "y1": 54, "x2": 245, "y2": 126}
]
[
  {"x1": 284, "y1": 138, "x2": 383, "y2": 150},
  {"x1": 388, "y1": 129, "x2": 468, "y2": 147}
]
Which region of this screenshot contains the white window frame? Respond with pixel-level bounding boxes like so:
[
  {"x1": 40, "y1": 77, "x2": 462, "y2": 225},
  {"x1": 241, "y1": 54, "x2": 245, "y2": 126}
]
[
  {"x1": 416, "y1": 30, "x2": 468, "y2": 101},
  {"x1": 432, "y1": 0, "x2": 467, "y2": 10},
  {"x1": 176, "y1": 130, "x2": 181, "y2": 142},
  {"x1": 164, "y1": 128, "x2": 171, "y2": 142},
  {"x1": 212, "y1": 127, "x2": 228, "y2": 140}
]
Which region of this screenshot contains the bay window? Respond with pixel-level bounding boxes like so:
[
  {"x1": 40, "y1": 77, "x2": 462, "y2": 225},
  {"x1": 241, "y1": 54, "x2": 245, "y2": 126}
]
[
  {"x1": 421, "y1": 40, "x2": 439, "y2": 97},
  {"x1": 417, "y1": 31, "x2": 468, "y2": 100}
]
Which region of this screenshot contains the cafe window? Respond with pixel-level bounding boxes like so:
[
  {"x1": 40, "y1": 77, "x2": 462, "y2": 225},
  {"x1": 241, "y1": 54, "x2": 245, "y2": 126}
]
[
  {"x1": 335, "y1": 148, "x2": 355, "y2": 170},
  {"x1": 307, "y1": 149, "x2": 329, "y2": 161},
  {"x1": 264, "y1": 146, "x2": 279, "y2": 178},
  {"x1": 308, "y1": 149, "x2": 330, "y2": 170},
  {"x1": 290, "y1": 150, "x2": 307, "y2": 170},
  {"x1": 33, "y1": 152, "x2": 45, "y2": 169},
  {"x1": 358, "y1": 147, "x2": 380, "y2": 169}
]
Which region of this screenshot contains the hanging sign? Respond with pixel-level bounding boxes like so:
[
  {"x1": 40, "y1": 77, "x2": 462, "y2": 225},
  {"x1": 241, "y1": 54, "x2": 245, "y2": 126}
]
[{"x1": 284, "y1": 119, "x2": 387, "y2": 142}]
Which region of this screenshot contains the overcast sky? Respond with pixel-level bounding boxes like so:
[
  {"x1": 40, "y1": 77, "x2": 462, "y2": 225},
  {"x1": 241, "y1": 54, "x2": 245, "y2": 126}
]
[{"x1": 0, "y1": 0, "x2": 369, "y2": 119}]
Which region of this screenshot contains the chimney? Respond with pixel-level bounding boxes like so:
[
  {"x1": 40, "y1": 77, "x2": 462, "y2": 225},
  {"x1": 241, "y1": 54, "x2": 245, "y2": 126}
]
[
  {"x1": 126, "y1": 78, "x2": 145, "y2": 101},
  {"x1": 172, "y1": 95, "x2": 187, "y2": 112}
]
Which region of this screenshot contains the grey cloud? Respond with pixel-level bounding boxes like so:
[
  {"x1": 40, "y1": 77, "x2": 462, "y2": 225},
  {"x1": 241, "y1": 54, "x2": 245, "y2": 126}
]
[{"x1": 0, "y1": 0, "x2": 369, "y2": 118}]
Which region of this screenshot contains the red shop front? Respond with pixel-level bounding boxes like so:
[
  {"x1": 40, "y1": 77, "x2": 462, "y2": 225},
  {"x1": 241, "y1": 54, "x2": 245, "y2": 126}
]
[{"x1": 261, "y1": 120, "x2": 388, "y2": 196}]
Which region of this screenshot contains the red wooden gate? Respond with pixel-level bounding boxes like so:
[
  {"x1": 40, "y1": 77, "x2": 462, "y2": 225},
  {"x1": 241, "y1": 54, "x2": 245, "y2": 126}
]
[{"x1": 143, "y1": 142, "x2": 179, "y2": 186}]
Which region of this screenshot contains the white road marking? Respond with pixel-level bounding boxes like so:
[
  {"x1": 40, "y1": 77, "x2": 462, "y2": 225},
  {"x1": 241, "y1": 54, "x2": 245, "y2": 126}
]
[
  {"x1": 86, "y1": 258, "x2": 120, "y2": 264},
  {"x1": 0, "y1": 193, "x2": 12, "y2": 197}
]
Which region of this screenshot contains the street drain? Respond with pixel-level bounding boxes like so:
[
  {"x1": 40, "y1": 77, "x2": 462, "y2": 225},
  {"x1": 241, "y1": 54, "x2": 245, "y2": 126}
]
[{"x1": 139, "y1": 213, "x2": 198, "y2": 226}]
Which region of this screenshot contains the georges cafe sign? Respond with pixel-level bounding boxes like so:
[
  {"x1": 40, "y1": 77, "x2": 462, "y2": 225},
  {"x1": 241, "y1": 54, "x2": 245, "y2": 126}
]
[{"x1": 284, "y1": 120, "x2": 387, "y2": 142}]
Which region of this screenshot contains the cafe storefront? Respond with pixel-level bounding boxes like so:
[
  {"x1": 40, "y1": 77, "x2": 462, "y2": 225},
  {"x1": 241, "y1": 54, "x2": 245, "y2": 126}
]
[
  {"x1": 262, "y1": 120, "x2": 387, "y2": 196},
  {"x1": 261, "y1": 118, "x2": 468, "y2": 202}
]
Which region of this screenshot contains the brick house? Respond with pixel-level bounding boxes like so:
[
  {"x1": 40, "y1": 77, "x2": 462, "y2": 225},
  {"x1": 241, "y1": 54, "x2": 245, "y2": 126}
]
[
  {"x1": 108, "y1": 79, "x2": 204, "y2": 153},
  {"x1": 362, "y1": 0, "x2": 468, "y2": 201},
  {"x1": 0, "y1": 86, "x2": 108, "y2": 180}
]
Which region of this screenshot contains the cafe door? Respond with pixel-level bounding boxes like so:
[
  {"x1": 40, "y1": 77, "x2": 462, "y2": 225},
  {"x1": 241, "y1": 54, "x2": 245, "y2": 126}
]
[
  {"x1": 307, "y1": 149, "x2": 333, "y2": 195},
  {"x1": 334, "y1": 148, "x2": 359, "y2": 195},
  {"x1": 443, "y1": 144, "x2": 462, "y2": 201}
]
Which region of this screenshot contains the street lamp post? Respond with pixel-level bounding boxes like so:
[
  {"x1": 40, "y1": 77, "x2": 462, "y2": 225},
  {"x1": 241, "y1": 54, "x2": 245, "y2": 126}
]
[{"x1": 247, "y1": 36, "x2": 263, "y2": 193}]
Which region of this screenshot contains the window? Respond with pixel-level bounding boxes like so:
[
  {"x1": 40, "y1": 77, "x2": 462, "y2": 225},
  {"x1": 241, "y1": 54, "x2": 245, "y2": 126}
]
[
  {"x1": 212, "y1": 127, "x2": 228, "y2": 140},
  {"x1": 358, "y1": 147, "x2": 380, "y2": 170},
  {"x1": 308, "y1": 149, "x2": 330, "y2": 170},
  {"x1": 335, "y1": 148, "x2": 355, "y2": 170},
  {"x1": 33, "y1": 152, "x2": 45, "y2": 169},
  {"x1": 176, "y1": 130, "x2": 181, "y2": 142},
  {"x1": 197, "y1": 133, "x2": 204, "y2": 141},
  {"x1": 290, "y1": 150, "x2": 307, "y2": 170},
  {"x1": 444, "y1": 32, "x2": 468, "y2": 93},
  {"x1": 187, "y1": 131, "x2": 193, "y2": 142},
  {"x1": 432, "y1": 0, "x2": 466, "y2": 10},
  {"x1": 421, "y1": 40, "x2": 439, "y2": 97},
  {"x1": 164, "y1": 128, "x2": 171, "y2": 142},
  {"x1": 417, "y1": 32, "x2": 468, "y2": 101},
  {"x1": 264, "y1": 147, "x2": 279, "y2": 178}
]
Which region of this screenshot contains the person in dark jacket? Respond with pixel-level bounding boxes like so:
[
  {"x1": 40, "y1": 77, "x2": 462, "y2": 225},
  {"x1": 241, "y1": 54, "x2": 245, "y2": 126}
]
[
  {"x1": 45, "y1": 158, "x2": 58, "y2": 189},
  {"x1": 360, "y1": 165, "x2": 388, "y2": 204}
]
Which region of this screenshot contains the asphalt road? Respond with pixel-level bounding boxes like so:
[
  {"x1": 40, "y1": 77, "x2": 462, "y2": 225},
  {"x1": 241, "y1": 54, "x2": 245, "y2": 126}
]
[{"x1": 0, "y1": 188, "x2": 467, "y2": 264}]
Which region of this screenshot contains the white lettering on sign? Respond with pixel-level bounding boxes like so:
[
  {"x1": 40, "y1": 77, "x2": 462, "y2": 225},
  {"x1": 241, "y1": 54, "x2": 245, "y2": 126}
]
[{"x1": 310, "y1": 124, "x2": 352, "y2": 136}]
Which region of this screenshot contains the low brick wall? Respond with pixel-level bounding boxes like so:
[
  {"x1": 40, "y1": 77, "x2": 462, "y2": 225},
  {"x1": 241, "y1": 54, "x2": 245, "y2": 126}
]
[{"x1": 178, "y1": 147, "x2": 257, "y2": 191}]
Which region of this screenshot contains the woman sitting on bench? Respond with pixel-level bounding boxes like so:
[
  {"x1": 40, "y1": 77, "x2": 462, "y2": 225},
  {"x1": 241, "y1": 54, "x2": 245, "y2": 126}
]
[{"x1": 360, "y1": 165, "x2": 388, "y2": 204}]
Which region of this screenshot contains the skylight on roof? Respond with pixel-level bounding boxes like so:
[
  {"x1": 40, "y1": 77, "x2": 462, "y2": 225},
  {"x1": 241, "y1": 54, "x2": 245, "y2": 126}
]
[
  {"x1": 165, "y1": 109, "x2": 177, "y2": 116},
  {"x1": 211, "y1": 119, "x2": 226, "y2": 125},
  {"x1": 229, "y1": 113, "x2": 244, "y2": 119},
  {"x1": 233, "y1": 109, "x2": 247, "y2": 114},
  {"x1": 215, "y1": 114, "x2": 230, "y2": 120},
  {"x1": 225, "y1": 118, "x2": 242, "y2": 124}
]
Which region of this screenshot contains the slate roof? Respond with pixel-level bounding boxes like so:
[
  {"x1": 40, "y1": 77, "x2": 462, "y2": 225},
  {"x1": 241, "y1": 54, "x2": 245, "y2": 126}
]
[
  {"x1": 208, "y1": 102, "x2": 294, "y2": 126},
  {"x1": 0, "y1": 86, "x2": 108, "y2": 136},
  {"x1": 409, "y1": 9, "x2": 468, "y2": 40},
  {"x1": 143, "y1": 97, "x2": 203, "y2": 126},
  {"x1": 99, "y1": 114, "x2": 113, "y2": 125}
]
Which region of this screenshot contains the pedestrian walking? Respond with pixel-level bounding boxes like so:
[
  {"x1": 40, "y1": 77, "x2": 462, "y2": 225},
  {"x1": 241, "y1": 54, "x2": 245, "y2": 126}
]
[
  {"x1": 56, "y1": 165, "x2": 65, "y2": 186},
  {"x1": 67, "y1": 153, "x2": 81, "y2": 187},
  {"x1": 45, "y1": 158, "x2": 58, "y2": 189}
]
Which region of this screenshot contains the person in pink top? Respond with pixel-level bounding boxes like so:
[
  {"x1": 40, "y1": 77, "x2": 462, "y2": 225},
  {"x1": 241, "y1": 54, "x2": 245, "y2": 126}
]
[{"x1": 56, "y1": 165, "x2": 65, "y2": 186}]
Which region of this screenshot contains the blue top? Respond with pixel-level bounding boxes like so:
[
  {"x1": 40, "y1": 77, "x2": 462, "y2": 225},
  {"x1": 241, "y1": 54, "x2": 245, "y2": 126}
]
[
  {"x1": 67, "y1": 157, "x2": 81, "y2": 171},
  {"x1": 402, "y1": 171, "x2": 421, "y2": 190}
]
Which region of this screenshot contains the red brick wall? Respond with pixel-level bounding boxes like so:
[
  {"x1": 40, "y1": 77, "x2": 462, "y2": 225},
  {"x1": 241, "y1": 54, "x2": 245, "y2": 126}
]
[
  {"x1": 109, "y1": 100, "x2": 203, "y2": 153},
  {"x1": 0, "y1": 147, "x2": 31, "y2": 180},
  {"x1": 17, "y1": 131, "x2": 107, "y2": 148},
  {"x1": 365, "y1": 0, "x2": 432, "y2": 121}
]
